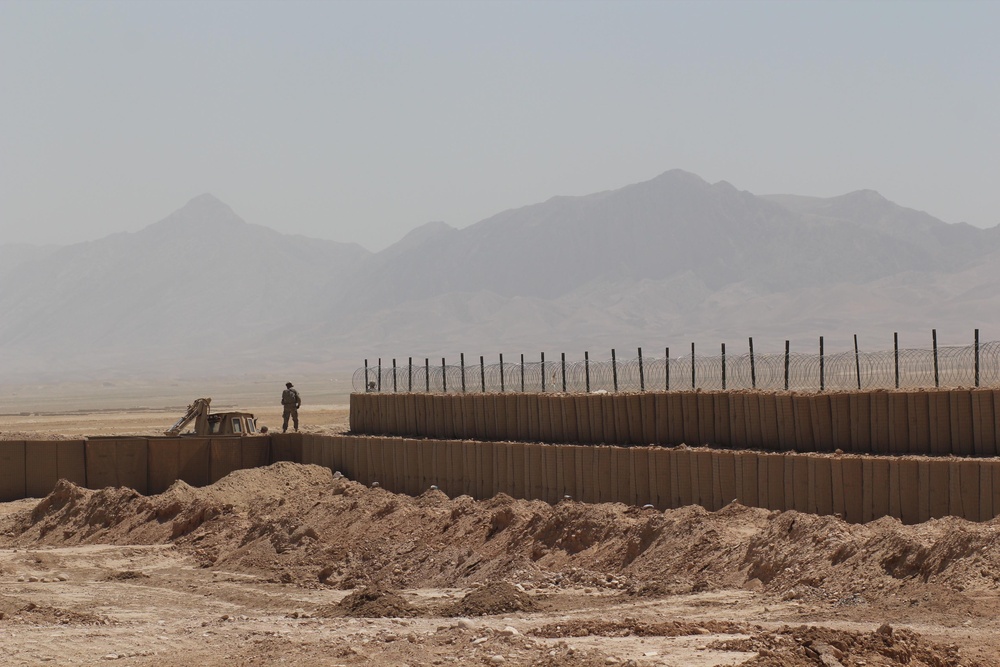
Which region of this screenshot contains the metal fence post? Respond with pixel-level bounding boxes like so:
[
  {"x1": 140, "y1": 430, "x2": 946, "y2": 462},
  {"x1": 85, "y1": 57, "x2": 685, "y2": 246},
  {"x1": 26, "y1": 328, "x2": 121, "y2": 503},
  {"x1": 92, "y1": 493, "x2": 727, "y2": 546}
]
[
  {"x1": 819, "y1": 336, "x2": 825, "y2": 391},
  {"x1": 854, "y1": 334, "x2": 861, "y2": 390},
  {"x1": 425, "y1": 358, "x2": 430, "y2": 392},
  {"x1": 520, "y1": 354, "x2": 525, "y2": 392},
  {"x1": 392, "y1": 358, "x2": 397, "y2": 392},
  {"x1": 480, "y1": 355, "x2": 486, "y2": 392},
  {"x1": 612, "y1": 349, "x2": 618, "y2": 392},
  {"x1": 784, "y1": 341, "x2": 790, "y2": 391},
  {"x1": 364, "y1": 359, "x2": 370, "y2": 392},
  {"x1": 585, "y1": 351, "x2": 591, "y2": 393},
  {"x1": 894, "y1": 332, "x2": 899, "y2": 389},
  {"x1": 561, "y1": 352, "x2": 567, "y2": 392},
  {"x1": 500, "y1": 353, "x2": 505, "y2": 393},
  {"x1": 638, "y1": 347, "x2": 645, "y2": 391},
  {"x1": 975, "y1": 328, "x2": 980, "y2": 387},
  {"x1": 408, "y1": 357, "x2": 413, "y2": 392},
  {"x1": 749, "y1": 337, "x2": 756, "y2": 389},
  {"x1": 460, "y1": 353, "x2": 466, "y2": 393},
  {"x1": 541, "y1": 352, "x2": 546, "y2": 392},
  {"x1": 665, "y1": 347, "x2": 670, "y2": 391},
  {"x1": 378, "y1": 358, "x2": 382, "y2": 392},
  {"x1": 721, "y1": 343, "x2": 726, "y2": 390},
  {"x1": 932, "y1": 329, "x2": 939, "y2": 388},
  {"x1": 691, "y1": 343, "x2": 695, "y2": 390}
]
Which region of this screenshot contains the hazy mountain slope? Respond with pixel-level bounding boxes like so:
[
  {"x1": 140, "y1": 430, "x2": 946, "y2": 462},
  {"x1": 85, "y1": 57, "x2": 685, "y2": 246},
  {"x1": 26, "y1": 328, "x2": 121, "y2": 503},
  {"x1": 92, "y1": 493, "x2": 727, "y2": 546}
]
[
  {"x1": 322, "y1": 249, "x2": 1000, "y2": 366},
  {"x1": 2, "y1": 175, "x2": 998, "y2": 384},
  {"x1": 0, "y1": 243, "x2": 62, "y2": 278},
  {"x1": 0, "y1": 195, "x2": 369, "y2": 373},
  {"x1": 337, "y1": 171, "x2": 993, "y2": 314},
  {"x1": 312, "y1": 173, "x2": 999, "y2": 361},
  {"x1": 762, "y1": 191, "x2": 991, "y2": 266}
]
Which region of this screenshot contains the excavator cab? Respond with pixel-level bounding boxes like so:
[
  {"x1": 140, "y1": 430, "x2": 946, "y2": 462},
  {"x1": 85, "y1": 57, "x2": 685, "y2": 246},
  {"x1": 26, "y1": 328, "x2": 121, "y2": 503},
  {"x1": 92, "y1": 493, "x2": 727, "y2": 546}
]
[
  {"x1": 166, "y1": 397, "x2": 260, "y2": 436},
  {"x1": 206, "y1": 412, "x2": 258, "y2": 435}
]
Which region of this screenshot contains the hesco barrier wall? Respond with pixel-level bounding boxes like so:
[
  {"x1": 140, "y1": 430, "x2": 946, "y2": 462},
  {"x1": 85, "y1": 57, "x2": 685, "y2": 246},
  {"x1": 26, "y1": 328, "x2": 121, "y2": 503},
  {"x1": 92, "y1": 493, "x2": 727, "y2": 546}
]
[
  {"x1": 296, "y1": 434, "x2": 1000, "y2": 524},
  {"x1": 0, "y1": 436, "x2": 285, "y2": 502},
  {"x1": 349, "y1": 389, "x2": 1000, "y2": 457},
  {"x1": 5, "y1": 431, "x2": 998, "y2": 524}
]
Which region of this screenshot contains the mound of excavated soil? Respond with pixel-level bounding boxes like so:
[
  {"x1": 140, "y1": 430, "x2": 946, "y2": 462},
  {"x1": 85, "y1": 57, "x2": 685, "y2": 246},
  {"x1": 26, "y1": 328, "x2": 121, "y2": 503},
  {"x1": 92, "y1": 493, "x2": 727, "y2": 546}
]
[
  {"x1": 103, "y1": 570, "x2": 149, "y2": 581},
  {"x1": 533, "y1": 618, "x2": 748, "y2": 638},
  {"x1": 531, "y1": 619, "x2": 969, "y2": 666},
  {"x1": 0, "y1": 431, "x2": 74, "y2": 441},
  {"x1": 712, "y1": 623, "x2": 966, "y2": 667},
  {"x1": 4, "y1": 460, "x2": 1000, "y2": 622},
  {"x1": 447, "y1": 580, "x2": 537, "y2": 616},
  {"x1": 0, "y1": 597, "x2": 108, "y2": 626},
  {"x1": 327, "y1": 584, "x2": 415, "y2": 618}
]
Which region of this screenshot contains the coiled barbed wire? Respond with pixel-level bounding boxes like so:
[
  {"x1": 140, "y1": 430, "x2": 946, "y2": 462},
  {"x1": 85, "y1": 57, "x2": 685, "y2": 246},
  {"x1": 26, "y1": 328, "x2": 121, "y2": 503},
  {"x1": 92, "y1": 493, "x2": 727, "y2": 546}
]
[{"x1": 353, "y1": 341, "x2": 1000, "y2": 393}]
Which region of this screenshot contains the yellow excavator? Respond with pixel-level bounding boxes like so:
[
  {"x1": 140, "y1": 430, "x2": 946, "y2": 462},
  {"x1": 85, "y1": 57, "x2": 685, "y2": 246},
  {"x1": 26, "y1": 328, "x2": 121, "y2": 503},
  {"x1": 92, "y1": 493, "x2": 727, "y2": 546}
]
[{"x1": 165, "y1": 398, "x2": 261, "y2": 436}]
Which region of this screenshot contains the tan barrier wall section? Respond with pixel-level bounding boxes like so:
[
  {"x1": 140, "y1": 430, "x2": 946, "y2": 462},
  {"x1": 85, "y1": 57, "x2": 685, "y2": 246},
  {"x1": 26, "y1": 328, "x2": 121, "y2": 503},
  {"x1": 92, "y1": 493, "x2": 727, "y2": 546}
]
[
  {"x1": 301, "y1": 434, "x2": 1000, "y2": 524},
  {"x1": 2, "y1": 437, "x2": 274, "y2": 501},
  {"x1": 350, "y1": 389, "x2": 1000, "y2": 458},
  {"x1": 5, "y1": 429, "x2": 999, "y2": 525}
]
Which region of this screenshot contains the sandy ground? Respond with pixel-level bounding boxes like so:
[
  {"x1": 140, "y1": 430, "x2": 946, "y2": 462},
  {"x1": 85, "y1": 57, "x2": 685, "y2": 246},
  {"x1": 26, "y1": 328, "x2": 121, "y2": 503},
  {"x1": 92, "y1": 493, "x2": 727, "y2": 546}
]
[
  {"x1": 0, "y1": 376, "x2": 355, "y2": 416},
  {"x1": 0, "y1": 405, "x2": 350, "y2": 440},
  {"x1": 1, "y1": 412, "x2": 998, "y2": 666}
]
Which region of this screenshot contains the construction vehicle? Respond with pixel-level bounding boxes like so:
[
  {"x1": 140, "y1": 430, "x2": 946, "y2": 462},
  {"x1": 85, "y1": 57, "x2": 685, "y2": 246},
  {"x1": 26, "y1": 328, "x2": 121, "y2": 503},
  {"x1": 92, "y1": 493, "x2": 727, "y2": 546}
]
[{"x1": 165, "y1": 397, "x2": 261, "y2": 436}]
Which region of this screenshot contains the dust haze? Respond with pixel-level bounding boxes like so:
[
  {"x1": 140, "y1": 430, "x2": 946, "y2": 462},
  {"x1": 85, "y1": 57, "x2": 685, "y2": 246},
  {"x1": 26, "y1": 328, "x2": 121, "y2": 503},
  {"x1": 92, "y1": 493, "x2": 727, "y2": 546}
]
[{"x1": 2, "y1": 171, "x2": 998, "y2": 413}]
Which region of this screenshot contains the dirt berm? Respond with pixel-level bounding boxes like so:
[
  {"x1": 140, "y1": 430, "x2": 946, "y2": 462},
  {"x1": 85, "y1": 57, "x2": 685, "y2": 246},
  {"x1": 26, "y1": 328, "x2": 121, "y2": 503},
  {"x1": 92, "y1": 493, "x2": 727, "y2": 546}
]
[{"x1": 2, "y1": 462, "x2": 998, "y2": 665}]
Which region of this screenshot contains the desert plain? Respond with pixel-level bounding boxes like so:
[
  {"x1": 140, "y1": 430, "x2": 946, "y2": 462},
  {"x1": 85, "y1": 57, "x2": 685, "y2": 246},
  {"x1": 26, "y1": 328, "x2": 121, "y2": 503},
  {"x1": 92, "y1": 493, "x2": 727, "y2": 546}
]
[{"x1": 1, "y1": 391, "x2": 999, "y2": 666}]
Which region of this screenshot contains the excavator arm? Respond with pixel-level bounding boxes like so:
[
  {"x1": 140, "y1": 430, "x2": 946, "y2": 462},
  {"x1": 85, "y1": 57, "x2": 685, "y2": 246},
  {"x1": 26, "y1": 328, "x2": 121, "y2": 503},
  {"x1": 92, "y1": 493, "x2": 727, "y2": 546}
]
[{"x1": 165, "y1": 397, "x2": 212, "y2": 436}]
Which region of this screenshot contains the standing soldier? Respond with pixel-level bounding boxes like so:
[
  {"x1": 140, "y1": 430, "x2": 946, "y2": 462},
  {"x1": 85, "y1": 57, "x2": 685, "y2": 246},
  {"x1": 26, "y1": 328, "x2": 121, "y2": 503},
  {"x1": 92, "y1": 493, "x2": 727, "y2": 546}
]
[{"x1": 281, "y1": 382, "x2": 301, "y2": 433}]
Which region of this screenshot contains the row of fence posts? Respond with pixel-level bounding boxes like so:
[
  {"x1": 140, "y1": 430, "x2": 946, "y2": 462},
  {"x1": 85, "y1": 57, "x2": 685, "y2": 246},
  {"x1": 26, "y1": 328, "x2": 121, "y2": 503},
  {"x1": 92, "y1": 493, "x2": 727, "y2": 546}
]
[{"x1": 363, "y1": 329, "x2": 984, "y2": 393}]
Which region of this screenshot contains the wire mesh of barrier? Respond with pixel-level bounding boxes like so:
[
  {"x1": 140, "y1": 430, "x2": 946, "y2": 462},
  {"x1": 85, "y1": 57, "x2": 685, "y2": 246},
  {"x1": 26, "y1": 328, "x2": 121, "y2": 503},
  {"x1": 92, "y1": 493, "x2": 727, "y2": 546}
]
[{"x1": 353, "y1": 339, "x2": 1000, "y2": 393}]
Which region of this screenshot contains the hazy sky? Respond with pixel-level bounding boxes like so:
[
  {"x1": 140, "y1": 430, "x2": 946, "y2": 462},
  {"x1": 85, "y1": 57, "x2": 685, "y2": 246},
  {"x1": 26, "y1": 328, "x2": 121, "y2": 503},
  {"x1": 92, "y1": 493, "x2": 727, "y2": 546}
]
[{"x1": 2, "y1": 0, "x2": 998, "y2": 251}]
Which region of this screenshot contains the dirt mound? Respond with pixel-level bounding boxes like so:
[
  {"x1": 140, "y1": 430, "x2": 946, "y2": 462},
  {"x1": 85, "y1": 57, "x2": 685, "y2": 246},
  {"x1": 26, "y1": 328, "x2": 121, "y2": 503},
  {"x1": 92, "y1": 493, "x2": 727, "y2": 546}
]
[
  {"x1": 447, "y1": 580, "x2": 537, "y2": 616},
  {"x1": 7, "y1": 463, "x2": 334, "y2": 548},
  {"x1": 712, "y1": 623, "x2": 971, "y2": 666},
  {"x1": 0, "y1": 598, "x2": 109, "y2": 626},
  {"x1": 328, "y1": 584, "x2": 415, "y2": 618},
  {"x1": 739, "y1": 511, "x2": 1000, "y2": 610},
  {"x1": 0, "y1": 431, "x2": 73, "y2": 441},
  {"x1": 22, "y1": 479, "x2": 145, "y2": 541},
  {"x1": 103, "y1": 570, "x2": 149, "y2": 581},
  {"x1": 534, "y1": 618, "x2": 748, "y2": 638},
  {"x1": 3, "y1": 459, "x2": 1000, "y2": 665},
  {"x1": 5, "y1": 461, "x2": 1000, "y2": 618}
]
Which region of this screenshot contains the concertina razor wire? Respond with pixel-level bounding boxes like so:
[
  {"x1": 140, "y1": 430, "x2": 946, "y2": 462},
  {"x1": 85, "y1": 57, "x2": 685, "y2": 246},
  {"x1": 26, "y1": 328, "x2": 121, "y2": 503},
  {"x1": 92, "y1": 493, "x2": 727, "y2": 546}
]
[{"x1": 353, "y1": 340, "x2": 1000, "y2": 394}]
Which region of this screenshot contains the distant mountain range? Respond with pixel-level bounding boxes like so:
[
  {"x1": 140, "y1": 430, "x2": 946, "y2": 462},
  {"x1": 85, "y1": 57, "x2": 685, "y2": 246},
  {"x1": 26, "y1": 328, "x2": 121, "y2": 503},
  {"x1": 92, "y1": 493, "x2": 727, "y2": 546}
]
[{"x1": 1, "y1": 171, "x2": 997, "y2": 385}]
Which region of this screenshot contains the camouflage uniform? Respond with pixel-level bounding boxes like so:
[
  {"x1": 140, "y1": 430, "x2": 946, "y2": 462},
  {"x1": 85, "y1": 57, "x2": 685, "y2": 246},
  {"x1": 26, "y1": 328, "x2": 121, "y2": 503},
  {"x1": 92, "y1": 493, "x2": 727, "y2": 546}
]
[{"x1": 281, "y1": 384, "x2": 301, "y2": 432}]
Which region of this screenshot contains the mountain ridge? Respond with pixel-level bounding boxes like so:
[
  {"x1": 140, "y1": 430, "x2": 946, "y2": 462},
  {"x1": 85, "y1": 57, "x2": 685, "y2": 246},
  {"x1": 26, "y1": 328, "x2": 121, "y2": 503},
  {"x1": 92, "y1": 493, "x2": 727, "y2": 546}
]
[{"x1": 1, "y1": 174, "x2": 998, "y2": 384}]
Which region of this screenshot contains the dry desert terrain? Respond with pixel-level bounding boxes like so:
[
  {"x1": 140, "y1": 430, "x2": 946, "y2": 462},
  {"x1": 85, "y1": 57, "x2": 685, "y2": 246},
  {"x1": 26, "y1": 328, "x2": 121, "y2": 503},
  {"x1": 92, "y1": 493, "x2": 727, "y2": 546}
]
[{"x1": 1, "y1": 406, "x2": 999, "y2": 666}]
